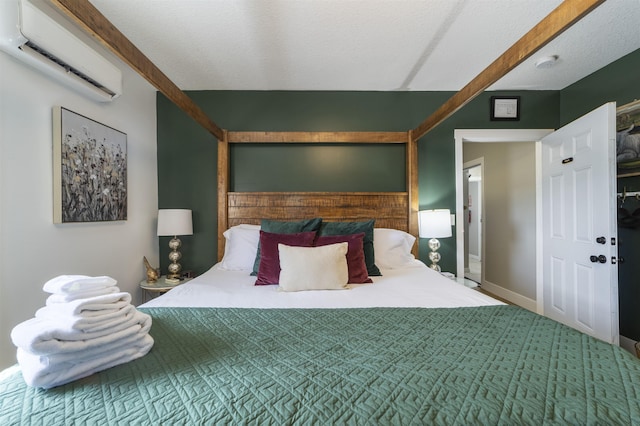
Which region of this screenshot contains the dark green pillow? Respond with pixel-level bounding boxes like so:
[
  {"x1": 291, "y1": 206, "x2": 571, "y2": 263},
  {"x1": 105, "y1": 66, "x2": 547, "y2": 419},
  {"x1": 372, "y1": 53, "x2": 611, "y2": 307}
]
[
  {"x1": 251, "y1": 218, "x2": 323, "y2": 275},
  {"x1": 318, "y1": 219, "x2": 381, "y2": 276}
]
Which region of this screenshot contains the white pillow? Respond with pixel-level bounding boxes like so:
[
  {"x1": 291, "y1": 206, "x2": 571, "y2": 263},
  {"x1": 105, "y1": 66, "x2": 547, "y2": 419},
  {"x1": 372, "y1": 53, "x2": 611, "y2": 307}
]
[
  {"x1": 219, "y1": 224, "x2": 261, "y2": 271},
  {"x1": 278, "y1": 243, "x2": 349, "y2": 292},
  {"x1": 373, "y1": 228, "x2": 418, "y2": 269}
]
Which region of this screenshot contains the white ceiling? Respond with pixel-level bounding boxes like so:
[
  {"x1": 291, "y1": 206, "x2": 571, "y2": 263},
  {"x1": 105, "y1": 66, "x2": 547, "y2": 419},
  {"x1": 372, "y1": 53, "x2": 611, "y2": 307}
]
[{"x1": 88, "y1": 0, "x2": 640, "y2": 92}]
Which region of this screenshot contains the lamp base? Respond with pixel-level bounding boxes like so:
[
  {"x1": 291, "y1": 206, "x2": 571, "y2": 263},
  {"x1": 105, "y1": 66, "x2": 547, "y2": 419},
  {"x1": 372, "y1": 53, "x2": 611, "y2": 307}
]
[
  {"x1": 428, "y1": 238, "x2": 442, "y2": 271},
  {"x1": 167, "y1": 236, "x2": 183, "y2": 283}
]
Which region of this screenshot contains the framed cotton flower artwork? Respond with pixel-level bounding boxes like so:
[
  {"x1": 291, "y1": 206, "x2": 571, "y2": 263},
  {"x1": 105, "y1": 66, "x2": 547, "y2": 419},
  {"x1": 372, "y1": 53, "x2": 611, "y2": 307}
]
[{"x1": 53, "y1": 106, "x2": 127, "y2": 223}]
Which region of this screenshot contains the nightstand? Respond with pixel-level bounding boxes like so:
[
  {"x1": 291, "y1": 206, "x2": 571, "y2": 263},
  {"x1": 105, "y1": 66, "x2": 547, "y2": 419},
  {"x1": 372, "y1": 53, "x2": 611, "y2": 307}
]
[
  {"x1": 140, "y1": 276, "x2": 192, "y2": 303},
  {"x1": 454, "y1": 277, "x2": 479, "y2": 289},
  {"x1": 441, "y1": 272, "x2": 479, "y2": 289}
]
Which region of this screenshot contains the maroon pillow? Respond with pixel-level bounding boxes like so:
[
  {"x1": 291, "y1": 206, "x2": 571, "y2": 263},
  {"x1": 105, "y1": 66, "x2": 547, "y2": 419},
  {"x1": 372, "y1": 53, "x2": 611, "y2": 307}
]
[
  {"x1": 255, "y1": 231, "x2": 317, "y2": 285},
  {"x1": 314, "y1": 233, "x2": 372, "y2": 284}
]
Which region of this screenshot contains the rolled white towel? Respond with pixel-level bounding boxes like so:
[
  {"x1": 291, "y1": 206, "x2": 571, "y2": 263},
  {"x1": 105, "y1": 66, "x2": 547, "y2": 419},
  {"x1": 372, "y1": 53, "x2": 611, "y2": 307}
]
[
  {"x1": 36, "y1": 304, "x2": 136, "y2": 333},
  {"x1": 43, "y1": 292, "x2": 132, "y2": 316},
  {"x1": 11, "y1": 310, "x2": 152, "y2": 355},
  {"x1": 43, "y1": 275, "x2": 117, "y2": 295},
  {"x1": 17, "y1": 333, "x2": 154, "y2": 388},
  {"x1": 46, "y1": 286, "x2": 120, "y2": 304}
]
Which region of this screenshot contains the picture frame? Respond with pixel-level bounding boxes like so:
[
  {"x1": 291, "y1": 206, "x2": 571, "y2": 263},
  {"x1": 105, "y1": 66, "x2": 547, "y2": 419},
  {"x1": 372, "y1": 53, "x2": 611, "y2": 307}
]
[
  {"x1": 53, "y1": 106, "x2": 127, "y2": 223},
  {"x1": 616, "y1": 99, "x2": 640, "y2": 177},
  {"x1": 490, "y1": 96, "x2": 520, "y2": 121}
]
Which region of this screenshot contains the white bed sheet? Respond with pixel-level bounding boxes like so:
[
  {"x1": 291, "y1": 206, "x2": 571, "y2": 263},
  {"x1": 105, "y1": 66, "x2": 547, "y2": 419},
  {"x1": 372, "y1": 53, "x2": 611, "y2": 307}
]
[{"x1": 140, "y1": 262, "x2": 502, "y2": 309}]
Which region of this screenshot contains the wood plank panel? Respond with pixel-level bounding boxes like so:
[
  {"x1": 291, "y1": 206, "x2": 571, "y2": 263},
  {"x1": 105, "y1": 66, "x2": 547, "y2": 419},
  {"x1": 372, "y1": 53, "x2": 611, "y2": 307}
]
[
  {"x1": 407, "y1": 131, "x2": 419, "y2": 256},
  {"x1": 228, "y1": 192, "x2": 408, "y2": 207},
  {"x1": 50, "y1": 0, "x2": 224, "y2": 140},
  {"x1": 217, "y1": 132, "x2": 229, "y2": 258},
  {"x1": 228, "y1": 207, "x2": 407, "y2": 221},
  {"x1": 227, "y1": 218, "x2": 409, "y2": 231},
  {"x1": 221, "y1": 191, "x2": 411, "y2": 261},
  {"x1": 228, "y1": 131, "x2": 408, "y2": 143},
  {"x1": 411, "y1": 0, "x2": 605, "y2": 140},
  {"x1": 227, "y1": 192, "x2": 409, "y2": 225}
]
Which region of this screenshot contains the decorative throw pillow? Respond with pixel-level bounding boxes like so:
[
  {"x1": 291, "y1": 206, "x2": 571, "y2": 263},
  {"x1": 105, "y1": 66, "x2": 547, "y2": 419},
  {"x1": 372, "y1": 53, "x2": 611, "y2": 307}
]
[
  {"x1": 219, "y1": 224, "x2": 261, "y2": 271},
  {"x1": 315, "y1": 233, "x2": 372, "y2": 283},
  {"x1": 254, "y1": 231, "x2": 317, "y2": 285},
  {"x1": 278, "y1": 243, "x2": 349, "y2": 292},
  {"x1": 251, "y1": 218, "x2": 323, "y2": 276},
  {"x1": 318, "y1": 220, "x2": 381, "y2": 276}
]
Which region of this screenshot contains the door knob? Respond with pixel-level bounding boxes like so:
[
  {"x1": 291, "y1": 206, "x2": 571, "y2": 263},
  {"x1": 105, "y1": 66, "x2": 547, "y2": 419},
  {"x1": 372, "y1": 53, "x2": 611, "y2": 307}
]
[
  {"x1": 596, "y1": 236, "x2": 606, "y2": 244},
  {"x1": 589, "y1": 255, "x2": 607, "y2": 263}
]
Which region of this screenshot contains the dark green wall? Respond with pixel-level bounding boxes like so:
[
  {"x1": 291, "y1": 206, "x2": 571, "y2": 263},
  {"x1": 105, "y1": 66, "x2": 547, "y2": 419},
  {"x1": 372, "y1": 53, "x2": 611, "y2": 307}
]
[
  {"x1": 560, "y1": 48, "x2": 640, "y2": 126},
  {"x1": 157, "y1": 90, "x2": 558, "y2": 275},
  {"x1": 231, "y1": 144, "x2": 405, "y2": 192},
  {"x1": 558, "y1": 48, "x2": 640, "y2": 341},
  {"x1": 156, "y1": 97, "x2": 217, "y2": 278}
]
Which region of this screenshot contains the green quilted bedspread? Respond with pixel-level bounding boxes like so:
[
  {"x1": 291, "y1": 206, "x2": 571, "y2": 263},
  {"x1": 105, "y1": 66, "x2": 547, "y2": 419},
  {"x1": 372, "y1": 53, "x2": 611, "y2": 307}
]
[{"x1": 2, "y1": 306, "x2": 640, "y2": 425}]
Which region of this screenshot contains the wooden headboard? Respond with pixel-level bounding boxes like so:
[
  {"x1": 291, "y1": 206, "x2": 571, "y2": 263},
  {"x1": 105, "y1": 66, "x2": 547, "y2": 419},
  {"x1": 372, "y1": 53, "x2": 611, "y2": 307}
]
[{"x1": 217, "y1": 131, "x2": 419, "y2": 261}]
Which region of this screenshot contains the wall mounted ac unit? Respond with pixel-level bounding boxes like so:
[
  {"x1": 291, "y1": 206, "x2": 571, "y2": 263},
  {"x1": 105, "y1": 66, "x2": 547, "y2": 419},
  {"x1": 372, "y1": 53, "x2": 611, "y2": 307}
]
[{"x1": 0, "y1": 0, "x2": 122, "y2": 102}]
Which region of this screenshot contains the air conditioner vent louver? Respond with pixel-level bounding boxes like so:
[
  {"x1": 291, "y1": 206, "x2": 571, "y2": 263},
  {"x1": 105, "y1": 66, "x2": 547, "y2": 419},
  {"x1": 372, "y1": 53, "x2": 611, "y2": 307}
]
[
  {"x1": 21, "y1": 41, "x2": 117, "y2": 97},
  {"x1": 0, "y1": 0, "x2": 122, "y2": 102}
]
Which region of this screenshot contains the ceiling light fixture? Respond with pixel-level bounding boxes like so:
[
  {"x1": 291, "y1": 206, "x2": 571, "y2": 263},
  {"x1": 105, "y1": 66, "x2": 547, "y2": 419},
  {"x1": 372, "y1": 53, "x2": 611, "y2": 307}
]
[{"x1": 535, "y1": 55, "x2": 559, "y2": 69}]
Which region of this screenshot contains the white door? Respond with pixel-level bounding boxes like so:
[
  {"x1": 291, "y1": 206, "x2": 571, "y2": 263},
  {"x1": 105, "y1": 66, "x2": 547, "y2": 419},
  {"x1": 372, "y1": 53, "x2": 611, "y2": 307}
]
[{"x1": 541, "y1": 102, "x2": 618, "y2": 344}]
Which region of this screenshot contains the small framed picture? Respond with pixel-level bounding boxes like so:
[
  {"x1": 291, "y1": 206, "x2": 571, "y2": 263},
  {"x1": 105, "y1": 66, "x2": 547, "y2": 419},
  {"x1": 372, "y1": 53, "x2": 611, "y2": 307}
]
[{"x1": 490, "y1": 96, "x2": 520, "y2": 121}]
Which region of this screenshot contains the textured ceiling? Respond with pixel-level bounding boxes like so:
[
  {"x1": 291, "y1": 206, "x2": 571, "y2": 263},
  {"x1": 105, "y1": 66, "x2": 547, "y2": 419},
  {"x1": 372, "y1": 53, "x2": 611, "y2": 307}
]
[{"x1": 88, "y1": 0, "x2": 640, "y2": 92}]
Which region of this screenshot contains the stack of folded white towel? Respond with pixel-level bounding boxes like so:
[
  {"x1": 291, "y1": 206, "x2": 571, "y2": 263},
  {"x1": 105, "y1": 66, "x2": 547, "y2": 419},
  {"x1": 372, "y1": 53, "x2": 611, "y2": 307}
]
[{"x1": 10, "y1": 275, "x2": 154, "y2": 389}]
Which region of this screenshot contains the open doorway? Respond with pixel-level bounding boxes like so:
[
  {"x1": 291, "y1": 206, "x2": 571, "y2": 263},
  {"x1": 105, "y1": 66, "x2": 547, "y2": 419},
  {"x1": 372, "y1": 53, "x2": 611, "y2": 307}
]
[
  {"x1": 463, "y1": 160, "x2": 483, "y2": 284},
  {"x1": 454, "y1": 129, "x2": 553, "y2": 312}
]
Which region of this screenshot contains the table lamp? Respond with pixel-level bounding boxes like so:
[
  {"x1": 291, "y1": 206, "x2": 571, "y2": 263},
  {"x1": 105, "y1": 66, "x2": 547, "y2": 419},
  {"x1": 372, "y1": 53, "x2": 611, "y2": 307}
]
[
  {"x1": 419, "y1": 209, "x2": 452, "y2": 272},
  {"x1": 157, "y1": 209, "x2": 193, "y2": 283}
]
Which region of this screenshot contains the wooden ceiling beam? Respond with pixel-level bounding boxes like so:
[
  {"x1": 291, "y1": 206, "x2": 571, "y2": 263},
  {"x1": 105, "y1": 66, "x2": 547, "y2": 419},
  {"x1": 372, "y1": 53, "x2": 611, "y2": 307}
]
[
  {"x1": 228, "y1": 131, "x2": 408, "y2": 143},
  {"x1": 49, "y1": 0, "x2": 225, "y2": 140},
  {"x1": 411, "y1": 0, "x2": 606, "y2": 141}
]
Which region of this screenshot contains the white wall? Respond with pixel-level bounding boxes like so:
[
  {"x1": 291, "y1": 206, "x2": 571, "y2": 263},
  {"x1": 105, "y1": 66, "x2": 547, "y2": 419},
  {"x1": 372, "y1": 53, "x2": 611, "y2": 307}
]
[
  {"x1": 468, "y1": 180, "x2": 481, "y2": 258},
  {"x1": 0, "y1": 51, "x2": 158, "y2": 369}
]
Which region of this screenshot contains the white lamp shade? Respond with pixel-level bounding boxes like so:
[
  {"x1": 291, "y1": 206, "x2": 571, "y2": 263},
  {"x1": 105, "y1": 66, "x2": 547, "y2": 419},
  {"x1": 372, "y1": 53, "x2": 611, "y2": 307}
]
[
  {"x1": 419, "y1": 209, "x2": 452, "y2": 238},
  {"x1": 157, "y1": 209, "x2": 193, "y2": 236}
]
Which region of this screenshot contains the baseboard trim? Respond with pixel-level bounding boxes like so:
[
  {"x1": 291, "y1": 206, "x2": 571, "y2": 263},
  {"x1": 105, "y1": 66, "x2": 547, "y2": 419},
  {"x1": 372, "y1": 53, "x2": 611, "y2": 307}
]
[
  {"x1": 620, "y1": 335, "x2": 639, "y2": 357},
  {"x1": 481, "y1": 279, "x2": 537, "y2": 312}
]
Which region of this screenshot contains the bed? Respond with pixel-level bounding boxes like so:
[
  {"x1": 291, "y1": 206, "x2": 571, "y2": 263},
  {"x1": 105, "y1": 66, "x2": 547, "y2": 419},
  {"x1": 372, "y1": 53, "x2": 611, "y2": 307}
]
[
  {"x1": 2, "y1": 221, "x2": 640, "y2": 424},
  {"x1": 2, "y1": 132, "x2": 639, "y2": 424}
]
